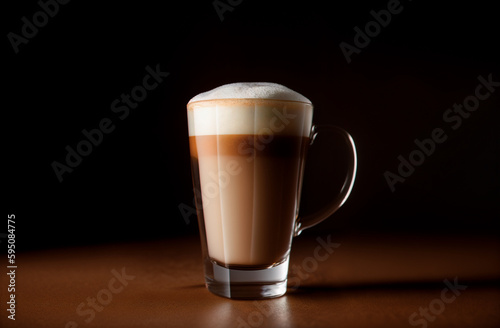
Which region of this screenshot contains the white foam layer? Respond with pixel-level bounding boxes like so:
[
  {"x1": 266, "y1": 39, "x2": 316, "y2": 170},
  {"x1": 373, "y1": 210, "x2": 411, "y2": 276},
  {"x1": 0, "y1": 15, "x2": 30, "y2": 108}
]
[
  {"x1": 187, "y1": 102, "x2": 313, "y2": 137},
  {"x1": 188, "y1": 82, "x2": 311, "y2": 103}
]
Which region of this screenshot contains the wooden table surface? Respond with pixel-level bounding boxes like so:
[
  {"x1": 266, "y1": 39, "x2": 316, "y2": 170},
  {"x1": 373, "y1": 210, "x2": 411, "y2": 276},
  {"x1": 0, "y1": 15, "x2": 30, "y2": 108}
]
[{"x1": 2, "y1": 232, "x2": 499, "y2": 328}]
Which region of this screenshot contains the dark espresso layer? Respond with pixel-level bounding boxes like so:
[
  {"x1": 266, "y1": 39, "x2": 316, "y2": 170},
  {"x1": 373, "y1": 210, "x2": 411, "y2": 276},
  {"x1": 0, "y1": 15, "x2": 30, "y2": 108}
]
[
  {"x1": 190, "y1": 134, "x2": 309, "y2": 159},
  {"x1": 189, "y1": 134, "x2": 309, "y2": 266}
]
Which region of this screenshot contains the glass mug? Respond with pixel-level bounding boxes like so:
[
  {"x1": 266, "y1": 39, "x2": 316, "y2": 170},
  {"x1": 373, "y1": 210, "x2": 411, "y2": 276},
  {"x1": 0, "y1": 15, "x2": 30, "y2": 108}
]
[{"x1": 187, "y1": 83, "x2": 357, "y2": 299}]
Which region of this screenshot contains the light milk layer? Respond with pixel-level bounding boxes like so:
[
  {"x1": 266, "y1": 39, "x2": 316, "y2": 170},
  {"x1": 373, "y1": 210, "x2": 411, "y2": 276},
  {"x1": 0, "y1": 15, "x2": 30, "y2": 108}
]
[{"x1": 187, "y1": 100, "x2": 313, "y2": 137}]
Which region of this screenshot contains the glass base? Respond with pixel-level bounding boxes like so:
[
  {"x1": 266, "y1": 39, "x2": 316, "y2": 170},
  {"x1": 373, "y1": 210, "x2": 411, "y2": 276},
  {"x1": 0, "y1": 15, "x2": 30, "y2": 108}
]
[{"x1": 204, "y1": 257, "x2": 289, "y2": 299}]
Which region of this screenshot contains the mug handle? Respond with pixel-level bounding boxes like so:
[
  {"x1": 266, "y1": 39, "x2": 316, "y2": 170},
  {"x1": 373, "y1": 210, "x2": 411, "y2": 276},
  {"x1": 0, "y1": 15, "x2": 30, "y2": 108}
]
[{"x1": 294, "y1": 124, "x2": 358, "y2": 236}]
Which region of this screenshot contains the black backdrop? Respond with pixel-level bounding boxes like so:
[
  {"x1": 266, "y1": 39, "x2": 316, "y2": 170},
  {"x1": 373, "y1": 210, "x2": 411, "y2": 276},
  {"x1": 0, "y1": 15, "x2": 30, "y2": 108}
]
[{"x1": 5, "y1": 0, "x2": 499, "y2": 251}]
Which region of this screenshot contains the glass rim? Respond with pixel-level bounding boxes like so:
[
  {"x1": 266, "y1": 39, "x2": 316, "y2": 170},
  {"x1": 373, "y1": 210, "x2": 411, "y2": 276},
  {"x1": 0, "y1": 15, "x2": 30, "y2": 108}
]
[{"x1": 187, "y1": 98, "x2": 313, "y2": 110}]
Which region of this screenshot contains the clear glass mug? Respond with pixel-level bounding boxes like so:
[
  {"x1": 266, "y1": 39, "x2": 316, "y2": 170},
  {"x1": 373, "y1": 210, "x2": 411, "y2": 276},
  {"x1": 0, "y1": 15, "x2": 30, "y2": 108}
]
[{"x1": 187, "y1": 93, "x2": 357, "y2": 299}]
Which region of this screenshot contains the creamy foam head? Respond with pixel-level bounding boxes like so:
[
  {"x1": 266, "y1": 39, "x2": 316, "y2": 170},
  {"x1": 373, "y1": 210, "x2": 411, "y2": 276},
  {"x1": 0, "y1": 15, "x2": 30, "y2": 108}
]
[
  {"x1": 188, "y1": 82, "x2": 311, "y2": 104},
  {"x1": 187, "y1": 83, "x2": 313, "y2": 137}
]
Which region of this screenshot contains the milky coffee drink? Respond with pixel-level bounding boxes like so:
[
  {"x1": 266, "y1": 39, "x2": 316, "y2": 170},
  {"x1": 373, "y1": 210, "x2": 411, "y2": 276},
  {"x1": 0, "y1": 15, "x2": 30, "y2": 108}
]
[{"x1": 188, "y1": 83, "x2": 313, "y2": 268}]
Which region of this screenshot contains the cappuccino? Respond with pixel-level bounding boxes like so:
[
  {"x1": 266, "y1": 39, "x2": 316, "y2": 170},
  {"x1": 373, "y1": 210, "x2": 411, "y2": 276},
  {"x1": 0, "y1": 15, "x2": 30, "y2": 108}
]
[{"x1": 188, "y1": 83, "x2": 313, "y2": 267}]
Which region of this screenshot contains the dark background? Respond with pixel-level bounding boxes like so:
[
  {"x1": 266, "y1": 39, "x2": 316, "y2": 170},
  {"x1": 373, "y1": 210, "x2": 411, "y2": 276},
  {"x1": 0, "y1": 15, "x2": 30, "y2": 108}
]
[{"x1": 5, "y1": 0, "x2": 499, "y2": 251}]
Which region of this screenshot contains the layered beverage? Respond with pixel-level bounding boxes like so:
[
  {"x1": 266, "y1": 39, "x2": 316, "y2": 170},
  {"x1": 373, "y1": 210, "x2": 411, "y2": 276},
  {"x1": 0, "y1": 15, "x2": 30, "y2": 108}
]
[{"x1": 188, "y1": 83, "x2": 313, "y2": 268}]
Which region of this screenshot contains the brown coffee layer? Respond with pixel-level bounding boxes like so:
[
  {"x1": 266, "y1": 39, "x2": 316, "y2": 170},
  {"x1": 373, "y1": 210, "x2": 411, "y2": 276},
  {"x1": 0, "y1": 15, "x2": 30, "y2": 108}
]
[{"x1": 189, "y1": 134, "x2": 309, "y2": 266}]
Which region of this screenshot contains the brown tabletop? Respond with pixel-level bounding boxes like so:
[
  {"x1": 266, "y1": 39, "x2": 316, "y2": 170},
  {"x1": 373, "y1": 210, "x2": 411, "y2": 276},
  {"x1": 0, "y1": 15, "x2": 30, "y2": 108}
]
[{"x1": 2, "y1": 232, "x2": 499, "y2": 328}]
